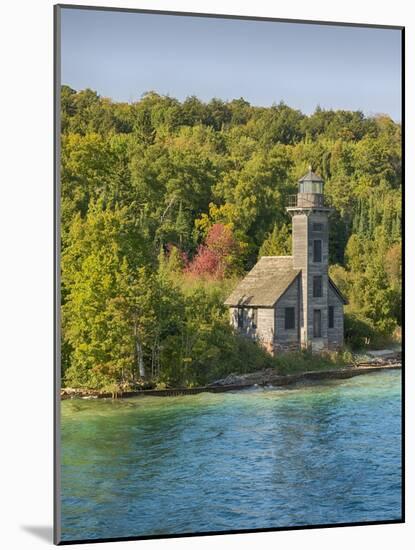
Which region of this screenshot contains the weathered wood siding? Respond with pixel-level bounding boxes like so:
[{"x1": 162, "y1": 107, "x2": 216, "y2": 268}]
[
  {"x1": 229, "y1": 306, "x2": 274, "y2": 351},
  {"x1": 292, "y1": 211, "x2": 330, "y2": 351},
  {"x1": 328, "y1": 285, "x2": 344, "y2": 350},
  {"x1": 292, "y1": 213, "x2": 308, "y2": 342},
  {"x1": 256, "y1": 308, "x2": 275, "y2": 352},
  {"x1": 274, "y1": 276, "x2": 300, "y2": 352},
  {"x1": 307, "y1": 212, "x2": 329, "y2": 351},
  {"x1": 229, "y1": 307, "x2": 256, "y2": 336}
]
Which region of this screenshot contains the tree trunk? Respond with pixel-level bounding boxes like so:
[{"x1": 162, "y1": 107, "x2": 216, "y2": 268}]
[
  {"x1": 136, "y1": 337, "x2": 145, "y2": 379},
  {"x1": 133, "y1": 315, "x2": 146, "y2": 379}
]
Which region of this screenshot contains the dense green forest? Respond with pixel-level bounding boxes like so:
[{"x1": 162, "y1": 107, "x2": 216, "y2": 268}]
[{"x1": 60, "y1": 86, "x2": 402, "y2": 392}]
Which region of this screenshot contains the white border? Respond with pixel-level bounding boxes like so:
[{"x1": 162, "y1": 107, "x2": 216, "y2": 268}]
[{"x1": 1, "y1": 1, "x2": 412, "y2": 548}]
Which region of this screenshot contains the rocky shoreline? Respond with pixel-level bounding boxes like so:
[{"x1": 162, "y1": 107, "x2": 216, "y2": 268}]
[
  {"x1": 61, "y1": 355, "x2": 401, "y2": 400},
  {"x1": 209, "y1": 362, "x2": 401, "y2": 387}
]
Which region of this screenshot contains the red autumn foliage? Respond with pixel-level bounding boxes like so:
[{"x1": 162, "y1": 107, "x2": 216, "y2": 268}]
[
  {"x1": 186, "y1": 245, "x2": 221, "y2": 277},
  {"x1": 186, "y1": 223, "x2": 238, "y2": 279},
  {"x1": 205, "y1": 223, "x2": 235, "y2": 256}
]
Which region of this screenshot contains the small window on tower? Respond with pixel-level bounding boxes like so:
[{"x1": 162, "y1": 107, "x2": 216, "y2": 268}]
[
  {"x1": 313, "y1": 276, "x2": 323, "y2": 297},
  {"x1": 313, "y1": 222, "x2": 323, "y2": 232},
  {"x1": 313, "y1": 240, "x2": 322, "y2": 262}
]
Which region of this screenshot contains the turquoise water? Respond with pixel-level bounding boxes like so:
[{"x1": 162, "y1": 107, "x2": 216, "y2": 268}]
[{"x1": 60, "y1": 370, "x2": 402, "y2": 541}]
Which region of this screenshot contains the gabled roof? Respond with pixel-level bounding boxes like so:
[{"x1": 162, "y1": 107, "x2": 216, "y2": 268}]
[
  {"x1": 328, "y1": 277, "x2": 348, "y2": 305},
  {"x1": 224, "y1": 256, "x2": 300, "y2": 307}
]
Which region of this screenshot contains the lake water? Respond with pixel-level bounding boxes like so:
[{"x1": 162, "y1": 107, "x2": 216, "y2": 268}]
[{"x1": 60, "y1": 370, "x2": 402, "y2": 542}]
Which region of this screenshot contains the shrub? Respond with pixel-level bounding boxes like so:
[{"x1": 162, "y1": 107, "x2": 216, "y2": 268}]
[{"x1": 344, "y1": 312, "x2": 379, "y2": 349}]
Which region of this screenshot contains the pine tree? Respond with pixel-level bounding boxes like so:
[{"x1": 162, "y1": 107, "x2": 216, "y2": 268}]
[{"x1": 258, "y1": 224, "x2": 291, "y2": 257}]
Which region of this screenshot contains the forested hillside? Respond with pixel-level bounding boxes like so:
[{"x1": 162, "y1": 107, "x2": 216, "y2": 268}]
[{"x1": 60, "y1": 86, "x2": 402, "y2": 391}]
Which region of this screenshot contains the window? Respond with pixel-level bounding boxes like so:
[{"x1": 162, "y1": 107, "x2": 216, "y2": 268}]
[
  {"x1": 300, "y1": 181, "x2": 323, "y2": 194},
  {"x1": 313, "y1": 309, "x2": 322, "y2": 338},
  {"x1": 329, "y1": 306, "x2": 334, "y2": 329},
  {"x1": 237, "y1": 308, "x2": 244, "y2": 328},
  {"x1": 313, "y1": 240, "x2": 322, "y2": 262},
  {"x1": 313, "y1": 276, "x2": 323, "y2": 298},
  {"x1": 313, "y1": 222, "x2": 323, "y2": 232},
  {"x1": 285, "y1": 307, "x2": 295, "y2": 330},
  {"x1": 252, "y1": 308, "x2": 258, "y2": 329}
]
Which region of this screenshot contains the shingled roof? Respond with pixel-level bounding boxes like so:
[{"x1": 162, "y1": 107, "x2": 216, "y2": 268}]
[
  {"x1": 224, "y1": 256, "x2": 300, "y2": 307},
  {"x1": 298, "y1": 169, "x2": 323, "y2": 183}
]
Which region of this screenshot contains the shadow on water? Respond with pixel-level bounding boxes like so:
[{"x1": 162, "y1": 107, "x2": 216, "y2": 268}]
[{"x1": 21, "y1": 525, "x2": 53, "y2": 543}]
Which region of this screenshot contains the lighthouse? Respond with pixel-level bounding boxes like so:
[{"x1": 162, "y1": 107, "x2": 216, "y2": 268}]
[{"x1": 225, "y1": 168, "x2": 346, "y2": 354}]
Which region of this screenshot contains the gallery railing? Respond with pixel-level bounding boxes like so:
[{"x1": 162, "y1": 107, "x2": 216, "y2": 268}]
[{"x1": 286, "y1": 194, "x2": 325, "y2": 208}]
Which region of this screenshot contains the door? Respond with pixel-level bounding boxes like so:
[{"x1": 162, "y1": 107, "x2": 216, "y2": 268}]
[{"x1": 313, "y1": 309, "x2": 322, "y2": 338}]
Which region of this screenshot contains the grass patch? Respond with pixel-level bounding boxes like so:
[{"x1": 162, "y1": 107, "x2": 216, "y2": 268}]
[{"x1": 273, "y1": 349, "x2": 350, "y2": 375}]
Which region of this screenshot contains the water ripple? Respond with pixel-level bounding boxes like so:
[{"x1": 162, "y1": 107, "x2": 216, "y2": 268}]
[{"x1": 60, "y1": 370, "x2": 402, "y2": 541}]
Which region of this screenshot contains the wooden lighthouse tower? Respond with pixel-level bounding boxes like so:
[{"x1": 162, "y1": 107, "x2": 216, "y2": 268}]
[{"x1": 286, "y1": 167, "x2": 333, "y2": 351}]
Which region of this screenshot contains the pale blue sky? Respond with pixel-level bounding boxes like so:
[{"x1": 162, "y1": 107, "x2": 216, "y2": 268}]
[{"x1": 60, "y1": 8, "x2": 402, "y2": 120}]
